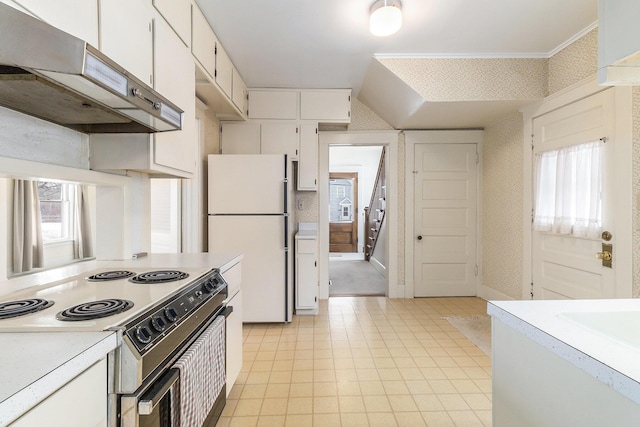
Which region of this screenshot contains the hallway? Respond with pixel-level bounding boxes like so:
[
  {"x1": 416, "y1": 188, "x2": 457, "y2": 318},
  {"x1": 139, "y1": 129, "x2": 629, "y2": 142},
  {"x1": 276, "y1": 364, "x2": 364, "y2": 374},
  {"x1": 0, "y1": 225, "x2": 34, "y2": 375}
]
[{"x1": 329, "y1": 253, "x2": 386, "y2": 297}]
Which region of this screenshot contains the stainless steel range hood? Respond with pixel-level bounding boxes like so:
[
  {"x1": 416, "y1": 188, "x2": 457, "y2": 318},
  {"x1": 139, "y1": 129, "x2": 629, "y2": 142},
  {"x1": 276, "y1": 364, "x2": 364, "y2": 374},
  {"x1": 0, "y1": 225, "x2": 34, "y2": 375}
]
[{"x1": 0, "y1": 3, "x2": 183, "y2": 133}]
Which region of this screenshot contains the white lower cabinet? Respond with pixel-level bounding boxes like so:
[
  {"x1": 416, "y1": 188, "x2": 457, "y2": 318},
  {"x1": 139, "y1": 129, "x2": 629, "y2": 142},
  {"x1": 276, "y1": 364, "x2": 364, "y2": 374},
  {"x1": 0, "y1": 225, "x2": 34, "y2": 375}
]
[
  {"x1": 225, "y1": 289, "x2": 243, "y2": 397},
  {"x1": 295, "y1": 238, "x2": 318, "y2": 314},
  {"x1": 222, "y1": 262, "x2": 243, "y2": 397},
  {"x1": 10, "y1": 358, "x2": 107, "y2": 427}
]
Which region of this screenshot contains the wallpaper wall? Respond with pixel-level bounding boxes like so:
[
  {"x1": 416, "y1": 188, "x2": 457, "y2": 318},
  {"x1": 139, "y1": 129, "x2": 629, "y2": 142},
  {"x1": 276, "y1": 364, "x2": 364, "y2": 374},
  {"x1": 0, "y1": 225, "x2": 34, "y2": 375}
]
[
  {"x1": 633, "y1": 87, "x2": 640, "y2": 298},
  {"x1": 548, "y1": 29, "x2": 598, "y2": 95},
  {"x1": 378, "y1": 58, "x2": 547, "y2": 101},
  {"x1": 481, "y1": 112, "x2": 524, "y2": 299}
]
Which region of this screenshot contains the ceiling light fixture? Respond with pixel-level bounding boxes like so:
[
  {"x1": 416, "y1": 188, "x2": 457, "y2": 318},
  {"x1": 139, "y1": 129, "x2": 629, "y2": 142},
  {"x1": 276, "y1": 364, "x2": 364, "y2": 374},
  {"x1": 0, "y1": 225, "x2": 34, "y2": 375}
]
[{"x1": 369, "y1": 0, "x2": 402, "y2": 37}]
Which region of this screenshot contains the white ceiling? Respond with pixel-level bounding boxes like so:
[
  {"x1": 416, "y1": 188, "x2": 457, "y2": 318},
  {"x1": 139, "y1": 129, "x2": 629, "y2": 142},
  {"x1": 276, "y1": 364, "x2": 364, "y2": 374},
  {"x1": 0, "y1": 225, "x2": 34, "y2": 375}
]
[{"x1": 196, "y1": 0, "x2": 598, "y2": 128}]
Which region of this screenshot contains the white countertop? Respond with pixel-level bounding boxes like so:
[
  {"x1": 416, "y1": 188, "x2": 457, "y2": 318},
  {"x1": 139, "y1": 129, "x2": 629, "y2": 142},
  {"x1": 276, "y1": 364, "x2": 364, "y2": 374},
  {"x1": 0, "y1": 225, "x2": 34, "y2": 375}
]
[
  {"x1": 295, "y1": 222, "x2": 317, "y2": 240},
  {"x1": 0, "y1": 331, "x2": 117, "y2": 426},
  {"x1": 488, "y1": 299, "x2": 640, "y2": 405}
]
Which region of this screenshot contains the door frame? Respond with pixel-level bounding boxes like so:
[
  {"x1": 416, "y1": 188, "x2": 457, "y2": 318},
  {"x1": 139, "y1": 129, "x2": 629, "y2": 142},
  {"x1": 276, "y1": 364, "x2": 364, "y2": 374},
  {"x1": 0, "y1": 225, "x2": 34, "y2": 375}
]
[
  {"x1": 329, "y1": 172, "x2": 358, "y2": 253},
  {"x1": 404, "y1": 130, "x2": 483, "y2": 298},
  {"x1": 521, "y1": 76, "x2": 633, "y2": 300},
  {"x1": 319, "y1": 131, "x2": 400, "y2": 298}
]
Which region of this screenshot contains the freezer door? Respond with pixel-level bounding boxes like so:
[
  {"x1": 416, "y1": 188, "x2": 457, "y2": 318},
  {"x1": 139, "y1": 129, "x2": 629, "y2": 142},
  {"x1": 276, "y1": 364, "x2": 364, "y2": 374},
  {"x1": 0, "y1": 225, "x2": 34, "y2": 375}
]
[
  {"x1": 209, "y1": 215, "x2": 290, "y2": 322},
  {"x1": 208, "y1": 154, "x2": 287, "y2": 214}
]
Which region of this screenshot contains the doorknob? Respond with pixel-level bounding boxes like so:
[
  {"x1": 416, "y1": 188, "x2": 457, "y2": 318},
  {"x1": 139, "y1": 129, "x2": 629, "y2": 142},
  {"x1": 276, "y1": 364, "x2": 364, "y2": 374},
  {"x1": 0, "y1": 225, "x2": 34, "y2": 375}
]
[
  {"x1": 417, "y1": 235, "x2": 422, "y2": 241},
  {"x1": 596, "y1": 243, "x2": 613, "y2": 268}
]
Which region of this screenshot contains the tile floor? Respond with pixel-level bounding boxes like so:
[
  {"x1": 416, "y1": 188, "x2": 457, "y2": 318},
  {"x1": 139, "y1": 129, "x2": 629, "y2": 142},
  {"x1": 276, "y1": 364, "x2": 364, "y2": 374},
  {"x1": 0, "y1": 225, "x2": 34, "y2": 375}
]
[{"x1": 217, "y1": 297, "x2": 491, "y2": 427}]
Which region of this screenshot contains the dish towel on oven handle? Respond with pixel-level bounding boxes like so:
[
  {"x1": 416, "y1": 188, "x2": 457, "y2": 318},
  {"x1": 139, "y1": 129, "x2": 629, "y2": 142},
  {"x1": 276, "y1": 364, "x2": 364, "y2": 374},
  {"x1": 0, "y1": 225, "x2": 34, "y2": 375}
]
[{"x1": 171, "y1": 315, "x2": 226, "y2": 427}]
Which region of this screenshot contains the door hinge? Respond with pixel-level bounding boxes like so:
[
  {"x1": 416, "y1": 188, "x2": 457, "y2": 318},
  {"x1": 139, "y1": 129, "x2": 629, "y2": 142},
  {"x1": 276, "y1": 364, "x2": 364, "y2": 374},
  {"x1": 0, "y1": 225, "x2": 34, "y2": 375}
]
[
  {"x1": 531, "y1": 134, "x2": 534, "y2": 150},
  {"x1": 314, "y1": 261, "x2": 317, "y2": 267},
  {"x1": 531, "y1": 208, "x2": 535, "y2": 224},
  {"x1": 214, "y1": 69, "x2": 217, "y2": 78},
  {"x1": 475, "y1": 153, "x2": 479, "y2": 164},
  {"x1": 296, "y1": 127, "x2": 299, "y2": 134},
  {"x1": 315, "y1": 296, "x2": 317, "y2": 302},
  {"x1": 530, "y1": 282, "x2": 534, "y2": 299},
  {"x1": 215, "y1": 45, "x2": 217, "y2": 55}
]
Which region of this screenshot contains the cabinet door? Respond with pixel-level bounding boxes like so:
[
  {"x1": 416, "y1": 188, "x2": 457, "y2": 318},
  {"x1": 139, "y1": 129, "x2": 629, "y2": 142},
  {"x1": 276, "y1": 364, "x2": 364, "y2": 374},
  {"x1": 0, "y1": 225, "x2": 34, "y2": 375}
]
[
  {"x1": 153, "y1": 0, "x2": 190, "y2": 46},
  {"x1": 215, "y1": 42, "x2": 233, "y2": 99},
  {"x1": 11, "y1": 359, "x2": 107, "y2": 427},
  {"x1": 298, "y1": 123, "x2": 318, "y2": 190},
  {"x1": 232, "y1": 67, "x2": 247, "y2": 114},
  {"x1": 221, "y1": 122, "x2": 260, "y2": 154},
  {"x1": 296, "y1": 239, "x2": 318, "y2": 309},
  {"x1": 153, "y1": 15, "x2": 196, "y2": 174},
  {"x1": 300, "y1": 90, "x2": 351, "y2": 122},
  {"x1": 14, "y1": 0, "x2": 99, "y2": 46},
  {"x1": 191, "y1": 3, "x2": 216, "y2": 79},
  {"x1": 225, "y1": 290, "x2": 243, "y2": 397},
  {"x1": 261, "y1": 123, "x2": 299, "y2": 159},
  {"x1": 100, "y1": 0, "x2": 153, "y2": 85},
  {"x1": 248, "y1": 90, "x2": 298, "y2": 119}
]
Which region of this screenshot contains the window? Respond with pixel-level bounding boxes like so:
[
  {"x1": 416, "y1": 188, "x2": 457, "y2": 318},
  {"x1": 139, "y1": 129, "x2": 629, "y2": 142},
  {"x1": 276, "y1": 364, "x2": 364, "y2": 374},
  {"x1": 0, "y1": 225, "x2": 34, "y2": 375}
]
[
  {"x1": 37, "y1": 181, "x2": 73, "y2": 242},
  {"x1": 533, "y1": 140, "x2": 603, "y2": 238}
]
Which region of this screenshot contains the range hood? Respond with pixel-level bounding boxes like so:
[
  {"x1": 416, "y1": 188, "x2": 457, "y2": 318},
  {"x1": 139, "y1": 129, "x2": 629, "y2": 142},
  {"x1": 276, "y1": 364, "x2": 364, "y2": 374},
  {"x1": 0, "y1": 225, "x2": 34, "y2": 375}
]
[{"x1": 0, "y1": 3, "x2": 183, "y2": 133}]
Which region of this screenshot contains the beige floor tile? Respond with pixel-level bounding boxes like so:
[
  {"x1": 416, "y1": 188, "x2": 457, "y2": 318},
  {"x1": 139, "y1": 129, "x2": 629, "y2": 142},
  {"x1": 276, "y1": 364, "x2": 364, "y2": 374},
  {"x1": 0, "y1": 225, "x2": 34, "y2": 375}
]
[
  {"x1": 461, "y1": 393, "x2": 492, "y2": 410},
  {"x1": 286, "y1": 397, "x2": 313, "y2": 415},
  {"x1": 235, "y1": 399, "x2": 263, "y2": 416},
  {"x1": 284, "y1": 414, "x2": 312, "y2": 427},
  {"x1": 271, "y1": 360, "x2": 294, "y2": 371},
  {"x1": 447, "y1": 410, "x2": 484, "y2": 426},
  {"x1": 437, "y1": 394, "x2": 471, "y2": 411},
  {"x1": 289, "y1": 382, "x2": 313, "y2": 397},
  {"x1": 382, "y1": 380, "x2": 410, "y2": 395},
  {"x1": 313, "y1": 381, "x2": 338, "y2": 396},
  {"x1": 336, "y1": 381, "x2": 361, "y2": 396},
  {"x1": 388, "y1": 394, "x2": 419, "y2": 412},
  {"x1": 264, "y1": 384, "x2": 290, "y2": 398},
  {"x1": 395, "y1": 412, "x2": 427, "y2": 427},
  {"x1": 367, "y1": 412, "x2": 398, "y2": 426},
  {"x1": 256, "y1": 415, "x2": 285, "y2": 427},
  {"x1": 362, "y1": 395, "x2": 392, "y2": 412},
  {"x1": 291, "y1": 370, "x2": 313, "y2": 383},
  {"x1": 378, "y1": 368, "x2": 402, "y2": 381},
  {"x1": 338, "y1": 395, "x2": 366, "y2": 412},
  {"x1": 241, "y1": 384, "x2": 267, "y2": 399},
  {"x1": 413, "y1": 394, "x2": 445, "y2": 412},
  {"x1": 340, "y1": 412, "x2": 369, "y2": 426},
  {"x1": 260, "y1": 398, "x2": 288, "y2": 416},
  {"x1": 228, "y1": 416, "x2": 259, "y2": 427},
  {"x1": 313, "y1": 396, "x2": 339, "y2": 413},
  {"x1": 268, "y1": 371, "x2": 292, "y2": 384}
]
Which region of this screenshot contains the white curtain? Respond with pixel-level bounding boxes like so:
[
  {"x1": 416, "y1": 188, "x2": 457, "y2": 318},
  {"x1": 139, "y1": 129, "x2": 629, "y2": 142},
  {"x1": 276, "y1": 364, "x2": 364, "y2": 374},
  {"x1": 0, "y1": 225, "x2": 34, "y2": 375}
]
[
  {"x1": 13, "y1": 179, "x2": 44, "y2": 273},
  {"x1": 533, "y1": 140, "x2": 603, "y2": 238},
  {"x1": 73, "y1": 184, "x2": 94, "y2": 259}
]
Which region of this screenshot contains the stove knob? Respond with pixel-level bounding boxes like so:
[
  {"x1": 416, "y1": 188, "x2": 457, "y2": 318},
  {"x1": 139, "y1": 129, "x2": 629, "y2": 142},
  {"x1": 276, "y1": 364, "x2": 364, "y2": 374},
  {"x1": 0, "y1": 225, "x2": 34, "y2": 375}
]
[
  {"x1": 136, "y1": 326, "x2": 152, "y2": 344},
  {"x1": 151, "y1": 316, "x2": 166, "y2": 332},
  {"x1": 202, "y1": 278, "x2": 216, "y2": 293},
  {"x1": 164, "y1": 307, "x2": 178, "y2": 322}
]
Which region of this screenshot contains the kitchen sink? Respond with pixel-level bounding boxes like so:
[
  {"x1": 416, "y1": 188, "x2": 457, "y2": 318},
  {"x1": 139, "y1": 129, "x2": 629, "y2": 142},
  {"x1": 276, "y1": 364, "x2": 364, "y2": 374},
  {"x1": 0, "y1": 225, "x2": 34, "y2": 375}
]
[{"x1": 560, "y1": 311, "x2": 640, "y2": 351}]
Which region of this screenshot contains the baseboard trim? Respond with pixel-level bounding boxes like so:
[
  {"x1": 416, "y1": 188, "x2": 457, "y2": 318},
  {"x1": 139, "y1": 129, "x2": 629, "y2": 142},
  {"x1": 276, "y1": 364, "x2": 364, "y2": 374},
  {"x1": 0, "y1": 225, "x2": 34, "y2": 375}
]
[
  {"x1": 477, "y1": 284, "x2": 515, "y2": 301},
  {"x1": 370, "y1": 256, "x2": 386, "y2": 277}
]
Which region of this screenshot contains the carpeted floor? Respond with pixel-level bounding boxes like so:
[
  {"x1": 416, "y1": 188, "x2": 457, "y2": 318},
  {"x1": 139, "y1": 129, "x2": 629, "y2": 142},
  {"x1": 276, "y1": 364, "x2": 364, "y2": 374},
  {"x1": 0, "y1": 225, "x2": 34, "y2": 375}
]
[
  {"x1": 329, "y1": 259, "x2": 386, "y2": 296},
  {"x1": 443, "y1": 315, "x2": 492, "y2": 356}
]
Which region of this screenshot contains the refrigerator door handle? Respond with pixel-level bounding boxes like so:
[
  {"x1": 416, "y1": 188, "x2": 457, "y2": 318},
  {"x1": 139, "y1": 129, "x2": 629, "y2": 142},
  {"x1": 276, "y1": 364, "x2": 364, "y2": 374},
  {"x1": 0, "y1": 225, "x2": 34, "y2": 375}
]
[{"x1": 283, "y1": 215, "x2": 289, "y2": 250}]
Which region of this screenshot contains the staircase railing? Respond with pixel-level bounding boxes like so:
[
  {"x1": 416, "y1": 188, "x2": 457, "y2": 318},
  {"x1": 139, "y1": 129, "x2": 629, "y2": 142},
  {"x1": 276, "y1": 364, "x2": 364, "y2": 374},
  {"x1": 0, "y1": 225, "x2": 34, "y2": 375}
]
[{"x1": 364, "y1": 147, "x2": 386, "y2": 261}]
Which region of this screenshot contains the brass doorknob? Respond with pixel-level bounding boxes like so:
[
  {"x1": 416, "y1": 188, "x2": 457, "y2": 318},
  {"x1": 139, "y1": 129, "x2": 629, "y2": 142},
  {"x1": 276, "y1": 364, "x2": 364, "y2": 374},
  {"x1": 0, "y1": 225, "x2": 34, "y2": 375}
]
[{"x1": 596, "y1": 251, "x2": 612, "y2": 261}]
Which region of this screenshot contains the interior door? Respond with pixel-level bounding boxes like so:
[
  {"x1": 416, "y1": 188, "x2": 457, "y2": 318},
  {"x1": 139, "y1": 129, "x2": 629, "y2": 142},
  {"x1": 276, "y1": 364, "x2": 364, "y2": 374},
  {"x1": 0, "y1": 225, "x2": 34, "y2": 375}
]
[
  {"x1": 329, "y1": 173, "x2": 358, "y2": 252},
  {"x1": 414, "y1": 143, "x2": 478, "y2": 297},
  {"x1": 531, "y1": 90, "x2": 617, "y2": 300}
]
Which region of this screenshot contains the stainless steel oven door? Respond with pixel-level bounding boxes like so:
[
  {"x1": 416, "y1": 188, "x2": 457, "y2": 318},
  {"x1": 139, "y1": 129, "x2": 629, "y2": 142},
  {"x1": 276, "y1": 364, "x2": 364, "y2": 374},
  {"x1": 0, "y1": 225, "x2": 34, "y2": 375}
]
[{"x1": 120, "y1": 368, "x2": 179, "y2": 427}]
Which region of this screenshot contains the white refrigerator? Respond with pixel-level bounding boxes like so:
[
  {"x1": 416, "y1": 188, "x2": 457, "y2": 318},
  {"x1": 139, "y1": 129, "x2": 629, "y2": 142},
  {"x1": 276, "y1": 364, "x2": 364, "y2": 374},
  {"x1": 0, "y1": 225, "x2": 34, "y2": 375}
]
[{"x1": 208, "y1": 154, "x2": 293, "y2": 322}]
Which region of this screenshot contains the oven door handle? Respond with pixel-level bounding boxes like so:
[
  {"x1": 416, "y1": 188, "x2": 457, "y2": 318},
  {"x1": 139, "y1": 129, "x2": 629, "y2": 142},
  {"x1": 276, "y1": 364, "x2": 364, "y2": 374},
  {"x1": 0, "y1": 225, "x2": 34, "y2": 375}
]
[
  {"x1": 220, "y1": 305, "x2": 234, "y2": 318},
  {"x1": 138, "y1": 368, "x2": 180, "y2": 415}
]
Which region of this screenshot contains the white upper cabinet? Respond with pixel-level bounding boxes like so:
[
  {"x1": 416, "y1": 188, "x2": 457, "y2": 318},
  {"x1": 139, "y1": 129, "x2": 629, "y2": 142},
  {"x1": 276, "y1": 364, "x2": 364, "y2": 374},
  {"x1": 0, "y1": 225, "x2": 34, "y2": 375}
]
[
  {"x1": 153, "y1": 0, "x2": 191, "y2": 46},
  {"x1": 300, "y1": 89, "x2": 351, "y2": 123},
  {"x1": 12, "y1": 0, "x2": 99, "y2": 46},
  {"x1": 100, "y1": 0, "x2": 153, "y2": 86},
  {"x1": 298, "y1": 123, "x2": 318, "y2": 191},
  {"x1": 232, "y1": 68, "x2": 248, "y2": 114},
  {"x1": 248, "y1": 90, "x2": 298, "y2": 119},
  {"x1": 261, "y1": 123, "x2": 299, "y2": 159},
  {"x1": 215, "y1": 42, "x2": 233, "y2": 99},
  {"x1": 221, "y1": 122, "x2": 261, "y2": 154},
  {"x1": 90, "y1": 13, "x2": 196, "y2": 178},
  {"x1": 153, "y1": 14, "x2": 196, "y2": 175},
  {"x1": 191, "y1": 4, "x2": 216, "y2": 79},
  {"x1": 598, "y1": 0, "x2": 640, "y2": 85}
]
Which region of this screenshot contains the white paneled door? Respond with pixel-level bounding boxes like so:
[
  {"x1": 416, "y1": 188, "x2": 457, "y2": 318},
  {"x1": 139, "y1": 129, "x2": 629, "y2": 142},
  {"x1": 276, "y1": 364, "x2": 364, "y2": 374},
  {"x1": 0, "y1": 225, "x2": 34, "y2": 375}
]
[
  {"x1": 531, "y1": 90, "x2": 618, "y2": 300},
  {"x1": 414, "y1": 143, "x2": 478, "y2": 297}
]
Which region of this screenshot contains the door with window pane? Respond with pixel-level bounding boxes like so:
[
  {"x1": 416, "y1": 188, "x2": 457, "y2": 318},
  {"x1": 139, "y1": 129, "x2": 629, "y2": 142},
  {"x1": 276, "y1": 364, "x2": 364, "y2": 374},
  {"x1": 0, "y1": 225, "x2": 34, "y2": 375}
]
[{"x1": 531, "y1": 90, "x2": 620, "y2": 300}]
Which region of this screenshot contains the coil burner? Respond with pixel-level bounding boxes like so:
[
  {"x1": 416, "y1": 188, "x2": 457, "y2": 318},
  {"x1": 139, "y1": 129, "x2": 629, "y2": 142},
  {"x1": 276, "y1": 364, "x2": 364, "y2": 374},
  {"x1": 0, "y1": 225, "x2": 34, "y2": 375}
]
[{"x1": 56, "y1": 299, "x2": 134, "y2": 321}]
